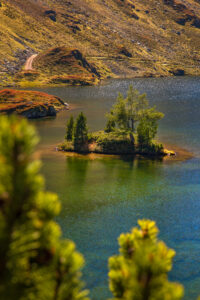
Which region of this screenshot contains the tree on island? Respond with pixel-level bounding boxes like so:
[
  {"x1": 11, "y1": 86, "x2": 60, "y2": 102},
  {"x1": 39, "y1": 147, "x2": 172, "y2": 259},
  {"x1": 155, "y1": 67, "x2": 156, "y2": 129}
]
[
  {"x1": 105, "y1": 85, "x2": 164, "y2": 151},
  {"x1": 65, "y1": 115, "x2": 74, "y2": 141},
  {"x1": 105, "y1": 86, "x2": 149, "y2": 133},
  {"x1": 137, "y1": 108, "x2": 164, "y2": 151},
  {"x1": 73, "y1": 112, "x2": 88, "y2": 150},
  {"x1": 105, "y1": 93, "x2": 128, "y2": 132}
]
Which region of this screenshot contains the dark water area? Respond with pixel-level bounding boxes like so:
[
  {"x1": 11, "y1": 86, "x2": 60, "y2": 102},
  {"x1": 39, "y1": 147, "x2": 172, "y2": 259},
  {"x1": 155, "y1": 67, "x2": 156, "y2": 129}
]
[{"x1": 29, "y1": 77, "x2": 200, "y2": 299}]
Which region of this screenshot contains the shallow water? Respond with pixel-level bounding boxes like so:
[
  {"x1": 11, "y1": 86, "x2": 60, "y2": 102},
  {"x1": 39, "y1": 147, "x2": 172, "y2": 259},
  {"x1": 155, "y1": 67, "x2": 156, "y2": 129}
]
[{"x1": 30, "y1": 77, "x2": 200, "y2": 299}]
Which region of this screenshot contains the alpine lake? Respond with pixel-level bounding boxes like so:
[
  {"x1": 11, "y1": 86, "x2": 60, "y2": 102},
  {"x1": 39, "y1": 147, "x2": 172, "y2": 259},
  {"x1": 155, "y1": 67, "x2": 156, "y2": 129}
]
[{"x1": 29, "y1": 76, "x2": 200, "y2": 300}]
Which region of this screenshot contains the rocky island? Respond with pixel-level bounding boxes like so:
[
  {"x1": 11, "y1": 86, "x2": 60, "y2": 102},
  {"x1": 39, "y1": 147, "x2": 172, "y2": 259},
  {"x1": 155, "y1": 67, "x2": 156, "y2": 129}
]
[{"x1": 0, "y1": 89, "x2": 67, "y2": 118}]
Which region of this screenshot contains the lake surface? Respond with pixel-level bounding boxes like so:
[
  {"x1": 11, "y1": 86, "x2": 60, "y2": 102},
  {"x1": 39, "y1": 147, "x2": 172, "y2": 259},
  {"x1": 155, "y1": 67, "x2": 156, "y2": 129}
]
[{"x1": 30, "y1": 77, "x2": 200, "y2": 299}]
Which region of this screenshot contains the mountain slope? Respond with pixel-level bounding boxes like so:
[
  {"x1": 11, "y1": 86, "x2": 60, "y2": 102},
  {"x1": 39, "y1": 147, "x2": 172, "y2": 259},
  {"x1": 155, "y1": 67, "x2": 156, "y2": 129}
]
[{"x1": 1, "y1": 0, "x2": 200, "y2": 85}]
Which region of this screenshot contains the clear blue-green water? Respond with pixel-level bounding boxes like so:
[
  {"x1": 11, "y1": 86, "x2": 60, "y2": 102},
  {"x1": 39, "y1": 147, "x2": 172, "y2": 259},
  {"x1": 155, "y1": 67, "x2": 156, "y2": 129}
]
[{"x1": 30, "y1": 77, "x2": 200, "y2": 299}]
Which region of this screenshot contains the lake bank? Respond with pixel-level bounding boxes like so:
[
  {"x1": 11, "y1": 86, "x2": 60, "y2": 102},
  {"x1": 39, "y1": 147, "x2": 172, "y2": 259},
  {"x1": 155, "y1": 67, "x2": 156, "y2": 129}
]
[
  {"x1": 56, "y1": 139, "x2": 193, "y2": 163},
  {"x1": 2, "y1": 71, "x2": 191, "y2": 89}
]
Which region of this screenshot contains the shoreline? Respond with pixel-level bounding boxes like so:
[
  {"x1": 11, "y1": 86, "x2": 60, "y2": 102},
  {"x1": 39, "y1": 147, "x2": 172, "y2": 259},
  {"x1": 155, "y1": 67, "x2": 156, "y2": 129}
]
[
  {"x1": 162, "y1": 143, "x2": 194, "y2": 163},
  {"x1": 1, "y1": 73, "x2": 198, "y2": 89},
  {"x1": 56, "y1": 143, "x2": 194, "y2": 163}
]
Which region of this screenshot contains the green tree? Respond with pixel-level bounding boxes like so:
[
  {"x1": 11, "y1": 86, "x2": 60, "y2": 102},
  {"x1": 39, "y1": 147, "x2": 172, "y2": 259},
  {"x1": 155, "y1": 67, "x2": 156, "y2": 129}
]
[
  {"x1": 126, "y1": 86, "x2": 148, "y2": 131},
  {"x1": 0, "y1": 116, "x2": 89, "y2": 300},
  {"x1": 65, "y1": 116, "x2": 74, "y2": 141},
  {"x1": 73, "y1": 113, "x2": 88, "y2": 149},
  {"x1": 137, "y1": 108, "x2": 164, "y2": 150},
  {"x1": 105, "y1": 86, "x2": 159, "y2": 134},
  {"x1": 110, "y1": 93, "x2": 128, "y2": 130},
  {"x1": 108, "y1": 219, "x2": 184, "y2": 300},
  {"x1": 105, "y1": 86, "x2": 164, "y2": 150},
  {"x1": 105, "y1": 115, "x2": 116, "y2": 133}
]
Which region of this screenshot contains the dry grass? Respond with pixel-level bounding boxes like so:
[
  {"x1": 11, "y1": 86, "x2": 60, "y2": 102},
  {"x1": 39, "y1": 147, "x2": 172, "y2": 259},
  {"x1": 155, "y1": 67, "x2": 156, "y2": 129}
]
[
  {"x1": 15, "y1": 46, "x2": 101, "y2": 86},
  {"x1": 1, "y1": 0, "x2": 200, "y2": 85}
]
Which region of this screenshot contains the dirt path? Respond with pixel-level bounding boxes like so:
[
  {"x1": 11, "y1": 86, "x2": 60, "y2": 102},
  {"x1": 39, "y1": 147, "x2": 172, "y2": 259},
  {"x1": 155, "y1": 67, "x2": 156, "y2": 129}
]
[{"x1": 24, "y1": 54, "x2": 37, "y2": 70}]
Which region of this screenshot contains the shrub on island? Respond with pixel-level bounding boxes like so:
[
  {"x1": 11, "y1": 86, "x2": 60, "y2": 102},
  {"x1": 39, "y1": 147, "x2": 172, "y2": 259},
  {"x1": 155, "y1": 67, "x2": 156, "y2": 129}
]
[{"x1": 88, "y1": 130, "x2": 135, "y2": 154}]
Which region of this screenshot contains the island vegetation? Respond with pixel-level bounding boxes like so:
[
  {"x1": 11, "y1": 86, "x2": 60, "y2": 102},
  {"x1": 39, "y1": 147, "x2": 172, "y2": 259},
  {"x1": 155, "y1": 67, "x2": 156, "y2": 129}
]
[{"x1": 59, "y1": 85, "x2": 168, "y2": 157}]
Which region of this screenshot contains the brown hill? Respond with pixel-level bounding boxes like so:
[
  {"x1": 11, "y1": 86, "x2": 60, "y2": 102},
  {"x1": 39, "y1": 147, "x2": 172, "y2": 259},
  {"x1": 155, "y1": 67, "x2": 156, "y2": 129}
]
[
  {"x1": 15, "y1": 47, "x2": 101, "y2": 86},
  {"x1": 0, "y1": 89, "x2": 66, "y2": 118},
  {"x1": 1, "y1": 0, "x2": 200, "y2": 86}
]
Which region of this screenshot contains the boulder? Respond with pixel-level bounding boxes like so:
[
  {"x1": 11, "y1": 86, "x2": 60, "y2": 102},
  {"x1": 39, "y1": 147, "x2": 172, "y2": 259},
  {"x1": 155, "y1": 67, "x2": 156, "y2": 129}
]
[
  {"x1": 119, "y1": 47, "x2": 132, "y2": 58},
  {"x1": 44, "y1": 10, "x2": 57, "y2": 22},
  {"x1": 170, "y1": 69, "x2": 185, "y2": 76},
  {"x1": 21, "y1": 105, "x2": 56, "y2": 119}
]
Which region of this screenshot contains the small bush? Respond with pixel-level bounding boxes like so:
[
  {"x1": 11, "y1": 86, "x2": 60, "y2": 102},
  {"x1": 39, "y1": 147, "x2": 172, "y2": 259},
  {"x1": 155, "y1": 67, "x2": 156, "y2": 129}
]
[
  {"x1": 91, "y1": 130, "x2": 135, "y2": 154},
  {"x1": 137, "y1": 142, "x2": 164, "y2": 155}
]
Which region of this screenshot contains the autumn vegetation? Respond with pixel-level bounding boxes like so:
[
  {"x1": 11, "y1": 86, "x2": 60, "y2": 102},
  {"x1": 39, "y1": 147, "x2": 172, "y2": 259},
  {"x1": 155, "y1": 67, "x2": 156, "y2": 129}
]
[{"x1": 0, "y1": 89, "x2": 65, "y2": 118}]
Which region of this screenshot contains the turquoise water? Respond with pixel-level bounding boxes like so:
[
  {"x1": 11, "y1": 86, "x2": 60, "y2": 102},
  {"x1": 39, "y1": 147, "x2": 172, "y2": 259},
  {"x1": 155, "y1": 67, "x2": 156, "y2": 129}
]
[{"x1": 31, "y1": 77, "x2": 200, "y2": 299}]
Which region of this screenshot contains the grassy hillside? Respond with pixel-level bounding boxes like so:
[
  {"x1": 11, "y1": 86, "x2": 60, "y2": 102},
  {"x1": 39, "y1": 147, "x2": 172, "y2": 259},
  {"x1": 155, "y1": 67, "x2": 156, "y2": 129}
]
[
  {"x1": 1, "y1": 0, "x2": 200, "y2": 86},
  {"x1": 15, "y1": 47, "x2": 102, "y2": 86}
]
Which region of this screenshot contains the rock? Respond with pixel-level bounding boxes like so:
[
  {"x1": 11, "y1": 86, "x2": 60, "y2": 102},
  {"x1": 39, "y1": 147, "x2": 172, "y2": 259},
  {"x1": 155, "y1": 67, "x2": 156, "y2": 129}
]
[
  {"x1": 131, "y1": 12, "x2": 139, "y2": 20},
  {"x1": 119, "y1": 47, "x2": 132, "y2": 58},
  {"x1": 170, "y1": 69, "x2": 185, "y2": 76},
  {"x1": 70, "y1": 25, "x2": 81, "y2": 33},
  {"x1": 163, "y1": 0, "x2": 200, "y2": 29},
  {"x1": 192, "y1": 17, "x2": 200, "y2": 29},
  {"x1": 64, "y1": 102, "x2": 69, "y2": 109},
  {"x1": 44, "y1": 10, "x2": 57, "y2": 22},
  {"x1": 163, "y1": 0, "x2": 186, "y2": 11},
  {"x1": 176, "y1": 16, "x2": 192, "y2": 26},
  {"x1": 130, "y1": 66, "x2": 139, "y2": 71},
  {"x1": 21, "y1": 105, "x2": 56, "y2": 119},
  {"x1": 176, "y1": 18, "x2": 186, "y2": 25},
  {"x1": 164, "y1": 149, "x2": 176, "y2": 156}
]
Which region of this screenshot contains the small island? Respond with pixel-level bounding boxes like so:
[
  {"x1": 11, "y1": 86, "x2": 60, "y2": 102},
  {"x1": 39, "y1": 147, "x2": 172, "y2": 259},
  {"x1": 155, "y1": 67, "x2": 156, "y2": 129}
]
[
  {"x1": 0, "y1": 89, "x2": 67, "y2": 119},
  {"x1": 58, "y1": 85, "x2": 175, "y2": 157}
]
